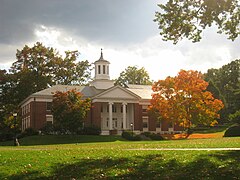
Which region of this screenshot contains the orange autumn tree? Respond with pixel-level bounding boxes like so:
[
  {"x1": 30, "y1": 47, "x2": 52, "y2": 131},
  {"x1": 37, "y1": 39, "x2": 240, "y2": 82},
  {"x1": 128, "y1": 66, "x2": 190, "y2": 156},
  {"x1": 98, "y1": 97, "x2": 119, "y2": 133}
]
[{"x1": 150, "y1": 70, "x2": 224, "y2": 131}]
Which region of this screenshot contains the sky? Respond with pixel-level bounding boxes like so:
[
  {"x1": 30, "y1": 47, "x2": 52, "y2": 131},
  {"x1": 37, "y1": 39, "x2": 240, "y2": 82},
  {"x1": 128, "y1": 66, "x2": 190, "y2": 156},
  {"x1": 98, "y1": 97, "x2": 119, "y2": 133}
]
[{"x1": 1, "y1": 0, "x2": 240, "y2": 81}]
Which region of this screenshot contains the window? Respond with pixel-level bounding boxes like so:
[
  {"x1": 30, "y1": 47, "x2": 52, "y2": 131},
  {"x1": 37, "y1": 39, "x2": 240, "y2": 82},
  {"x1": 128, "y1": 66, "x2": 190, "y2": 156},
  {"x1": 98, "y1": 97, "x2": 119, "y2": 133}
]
[
  {"x1": 142, "y1": 116, "x2": 148, "y2": 128},
  {"x1": 143, "y1": 122, "x2": 148, "y2": 128},
  {"x1": 101, "y1": 105, "x2": 103, "y2": 113},
  {"x1": 142, "y1": 105, "x2": 148, "y2": 113},
  {"x1": 112, "y1": 105, "x2": 117, "y2": 113},
  {"x1": 107, "y1": 118, "x2": 109, "y2": 127},
  {"x1": 103, "y1": 65, "x2": 106, "y2": 74},
  {"x1": 46, "y1": 102, "x2": 52, "y2": 111},
  {"x1": 47, "y1": 102, "x2": 52, "y2": 111},
  {"x1": 46, "y1": 115, "x2": 53, "y2": 124},
  {"x1": 156, "y1": 121, "x2": 161, "y2": 128},
  {"x1": 27, "y1": 116, "x2": 30, "y2": 128},
  {"x1": 168, "y1": 122, "x2": 173, "y2": 128},
  {"x1": 98, "y1": 65, "x2": 101, "y2": 74},
  {"x1": 113, "y1": 118, "x2": 118, "y2": 128}
]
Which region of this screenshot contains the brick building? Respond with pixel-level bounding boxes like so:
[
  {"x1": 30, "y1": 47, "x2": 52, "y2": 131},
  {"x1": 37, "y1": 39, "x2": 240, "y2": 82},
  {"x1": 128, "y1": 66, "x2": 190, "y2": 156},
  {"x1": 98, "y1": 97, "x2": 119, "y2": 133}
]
[{"x1": 20, "y1": 50, "x2": 183, "y2": 135}]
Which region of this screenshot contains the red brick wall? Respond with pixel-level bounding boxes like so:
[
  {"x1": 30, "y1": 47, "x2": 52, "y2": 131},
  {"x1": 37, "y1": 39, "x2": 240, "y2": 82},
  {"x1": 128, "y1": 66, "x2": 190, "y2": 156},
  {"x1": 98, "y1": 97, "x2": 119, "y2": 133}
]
[
  {"x1": 161, "y1": 119, "x2": 170, "y2": 131},
  {"x1": 31, "y1": 101, "x2": 48, "y2": 130},
  {"x1": 91, "y1": 102, "x2": 101, "y2": 128},
  {"x1": 148, "y1": 114, "x2": 157, "y2": 131},
  {"x1": 134, "y1": 104, "x2": 142, "y2": 131},
  {"x1": 84, "y1": 108, "x2": 92, "y2": 127}
]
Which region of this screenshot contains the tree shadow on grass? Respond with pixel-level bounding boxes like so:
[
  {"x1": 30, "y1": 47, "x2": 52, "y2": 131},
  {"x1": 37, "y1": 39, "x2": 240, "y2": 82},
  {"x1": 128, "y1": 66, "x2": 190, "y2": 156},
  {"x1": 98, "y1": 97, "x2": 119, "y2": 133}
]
[
  {"x1": 4, "y1": 151, "x2": 240, "y2": 180},
  {"x1": 0, "y1": 135, "x2": 126, "y2": 146}
]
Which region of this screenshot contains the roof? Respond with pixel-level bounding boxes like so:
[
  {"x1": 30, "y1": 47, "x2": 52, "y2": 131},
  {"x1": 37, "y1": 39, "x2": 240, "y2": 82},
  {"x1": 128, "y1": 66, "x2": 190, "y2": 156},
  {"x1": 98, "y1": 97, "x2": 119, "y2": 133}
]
[
  {"x1": 20, "y1": 84, "x2": 153, "y2": 106},
  {"x1": 94, "y1": 49, "x2": 110, "y2": 64},
  {"x1": 93, "y1": 85, "x2": 141, "y2": 100},
  {"x1": 32, "y1": 84, "x2": 102, "y2": 98},
  {"x1": 126, "y1": 84, "x2": 153, "y2": 100}
]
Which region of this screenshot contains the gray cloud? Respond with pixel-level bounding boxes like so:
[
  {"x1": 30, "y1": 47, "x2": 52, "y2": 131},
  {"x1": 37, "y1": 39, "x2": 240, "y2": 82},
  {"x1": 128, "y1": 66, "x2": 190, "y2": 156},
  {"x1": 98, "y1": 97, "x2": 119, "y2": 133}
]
[
  {"x1": 0, "y1": 0, "x2": 159, "y2": 45},
  {"x1": 0, "y1": 0, "x2": 239, "y2": 78}
]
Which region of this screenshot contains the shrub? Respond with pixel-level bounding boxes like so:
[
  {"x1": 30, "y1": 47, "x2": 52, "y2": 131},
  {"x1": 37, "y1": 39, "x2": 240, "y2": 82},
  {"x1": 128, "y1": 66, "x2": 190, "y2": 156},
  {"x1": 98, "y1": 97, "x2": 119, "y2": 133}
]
[
  {"x1": 40, "y1": 123, "x2": 56, "y2": 135},
  {"x1": 122, "y1": 131, "x2": 142, "y2": 141},
  {"x1": 223, "y1": 124, "x2": 240, "y2": 137},
  {"x1": 0, "y1": 132, "x2": 14, "y2": 142},
  {"x1": 20, "y1": 128, "x2": 38, "y2": 137},
  {"x1": 80, "y1": 126, "x2": 101, "y2": 135},
  {"x1": 141, "y1": 132, "x2": 164, "y2": 140}
]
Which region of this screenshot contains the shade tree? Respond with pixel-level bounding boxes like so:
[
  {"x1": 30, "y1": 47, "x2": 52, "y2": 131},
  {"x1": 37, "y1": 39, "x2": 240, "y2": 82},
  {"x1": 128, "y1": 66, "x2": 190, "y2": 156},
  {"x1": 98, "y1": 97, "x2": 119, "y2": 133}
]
[{"x1": 155, "y1": 0, "x2": 240, "y2": 44}]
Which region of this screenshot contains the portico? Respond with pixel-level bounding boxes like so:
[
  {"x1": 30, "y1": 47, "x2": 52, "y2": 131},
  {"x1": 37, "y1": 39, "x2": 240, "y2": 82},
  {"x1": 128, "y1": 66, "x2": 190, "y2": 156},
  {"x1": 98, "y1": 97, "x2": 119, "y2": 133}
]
[
  {"x1": 92, "y1": 85, "x2": 141, "y2": 135},
  {"x1": 98, "y1": 102, "x2": 134, "y2": 134}
]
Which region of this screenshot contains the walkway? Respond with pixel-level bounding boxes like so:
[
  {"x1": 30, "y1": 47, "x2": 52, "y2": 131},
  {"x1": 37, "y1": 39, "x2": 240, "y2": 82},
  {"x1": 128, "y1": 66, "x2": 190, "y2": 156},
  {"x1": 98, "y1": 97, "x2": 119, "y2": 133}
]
[{"x1": 126, "y1": 148, "x2": 240, "y2": 151}]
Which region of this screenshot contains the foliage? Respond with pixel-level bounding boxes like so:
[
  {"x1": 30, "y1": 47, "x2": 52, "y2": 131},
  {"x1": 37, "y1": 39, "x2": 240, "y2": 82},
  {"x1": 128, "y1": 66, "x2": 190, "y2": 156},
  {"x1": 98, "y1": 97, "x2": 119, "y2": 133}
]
[
  {"x1": 121, "y1": 131, "x2": 142, "y2": 141},
  {"x1": 150, "y1": 70, "x2": 224, "y2": 129},
  {"x1": 204, "y1": 59, "x2": 240, "y2": 121},
  {"x1": 0, "y1": 132, "x2": 14, "y2": 142},
  {"x1": 20, "y1": 128, "x2": 39, "y2": 137},
  {"x1": 79, "y1": 126, "x2": 101, "y2": 135},
  {"x1": 228, "y1": 110, "x2": 240, "y2": 124},
  {"x1": 224, "y1": 124, "x2": 240, "y2": 137},
  {"x1": 141, "y1": 132, "x2": 164, "y2": 140},
  {"x1": 115, "y1": 66, "x2": 152, "y2": 87},
  {"x1": 12, "y1": 42, "x2": 92, "y2": 86},
  {"x1": 0, "y1": 42, "x2": 92, "y2": 133},
  {"x1": 40, "y1": 123, "x2": 57, "y2": 135},
  {"x1": 52, "y1": 89, "x2": 91, "y2": 133},
  {"x1": 155, "y1": 0, "x2": 240, "y2": 43}
]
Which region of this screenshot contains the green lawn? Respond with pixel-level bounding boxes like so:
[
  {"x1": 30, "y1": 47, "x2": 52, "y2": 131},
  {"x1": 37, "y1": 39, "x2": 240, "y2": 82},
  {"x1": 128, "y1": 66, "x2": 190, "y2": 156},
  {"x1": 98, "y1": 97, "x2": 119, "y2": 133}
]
[{"x1": 0, "y1": 135, "x2": 240, "y2": 179}]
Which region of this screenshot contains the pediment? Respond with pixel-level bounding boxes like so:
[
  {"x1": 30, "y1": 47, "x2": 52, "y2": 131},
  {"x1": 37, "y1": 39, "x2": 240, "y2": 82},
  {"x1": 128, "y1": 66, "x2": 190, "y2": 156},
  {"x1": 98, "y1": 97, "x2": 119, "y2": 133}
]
[{"x1": 93, "y1": 85, "x2": 140, "y2": 100}]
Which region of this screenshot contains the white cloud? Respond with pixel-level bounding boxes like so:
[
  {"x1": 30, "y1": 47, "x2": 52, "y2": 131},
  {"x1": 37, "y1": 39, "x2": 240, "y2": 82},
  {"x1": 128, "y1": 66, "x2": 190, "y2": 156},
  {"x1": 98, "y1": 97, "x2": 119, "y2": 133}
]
[{"x1": 1, "y1": 24, "x2": 240, "y2": 82}]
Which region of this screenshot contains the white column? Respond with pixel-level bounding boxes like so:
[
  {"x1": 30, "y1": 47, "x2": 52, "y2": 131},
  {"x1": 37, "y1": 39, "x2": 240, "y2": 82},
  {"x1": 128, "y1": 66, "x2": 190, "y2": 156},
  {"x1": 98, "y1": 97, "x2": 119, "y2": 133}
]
[
  {"x1": 122, "y1": 102, "x2": 127, "y2": 130},
  {"x1": 109, "y1": 102, "x2": 113, "y2": 130}
]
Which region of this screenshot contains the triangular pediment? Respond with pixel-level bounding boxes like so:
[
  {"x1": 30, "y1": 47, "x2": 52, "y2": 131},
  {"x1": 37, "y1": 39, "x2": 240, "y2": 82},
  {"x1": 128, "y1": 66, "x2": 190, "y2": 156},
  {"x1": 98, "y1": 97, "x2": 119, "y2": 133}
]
[{"x1": 93, "y1": 85, "x2": 140, "y2": 100}]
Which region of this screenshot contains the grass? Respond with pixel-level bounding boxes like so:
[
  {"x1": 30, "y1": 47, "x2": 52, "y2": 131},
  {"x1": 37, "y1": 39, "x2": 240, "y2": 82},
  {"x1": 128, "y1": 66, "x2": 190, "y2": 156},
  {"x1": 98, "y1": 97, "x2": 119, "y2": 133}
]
[
  {"x1": 0, "y1": 134, "x2": 124, "y2": 146},
  {"x1": 0, "y1": 135, "x2": 240, "y2": 179}
]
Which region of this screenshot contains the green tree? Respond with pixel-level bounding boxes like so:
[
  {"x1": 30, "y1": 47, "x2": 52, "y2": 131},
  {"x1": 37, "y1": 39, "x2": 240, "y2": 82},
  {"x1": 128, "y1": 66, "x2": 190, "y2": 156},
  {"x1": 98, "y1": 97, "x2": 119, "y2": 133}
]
[
  {"x1": 52, "y1": 89, "x2": 91, "y2": 133},
  {"x1": 12, "y1": 42, "x2": 91, "y2": 88},
  {"x1": 115, "y1": 66, "x2": 152, "y2": 87},
  {"x1": 155, "y1": 0, "x2": 240, "y2": 44},
  {"x1": 204, "y1": 59, "x2": 240, "y2": 121},
  {"x1": 0, "y1": 42, "x2": 92, "y2": 133},
  {"x1": 229, "y1": 110, "x2": 240, "y2": 124}
]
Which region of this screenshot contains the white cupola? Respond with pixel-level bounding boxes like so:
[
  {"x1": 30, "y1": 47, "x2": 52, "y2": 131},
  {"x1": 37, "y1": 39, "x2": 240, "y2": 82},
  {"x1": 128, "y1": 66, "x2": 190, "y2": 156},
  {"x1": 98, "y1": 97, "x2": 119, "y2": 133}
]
[
  {"x1": 90, "y1": 49, "x2": 114, "y2": 89},
  {"x1": 94, "y1": 49, "x2": 110, "y2": 80}
]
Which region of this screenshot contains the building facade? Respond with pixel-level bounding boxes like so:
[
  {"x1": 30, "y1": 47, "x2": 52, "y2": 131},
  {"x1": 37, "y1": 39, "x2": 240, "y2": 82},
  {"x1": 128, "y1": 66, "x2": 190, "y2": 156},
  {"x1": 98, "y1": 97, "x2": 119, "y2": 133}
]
[{"x1": 20, "y1": 50, "x2": 183, "y2": 135}]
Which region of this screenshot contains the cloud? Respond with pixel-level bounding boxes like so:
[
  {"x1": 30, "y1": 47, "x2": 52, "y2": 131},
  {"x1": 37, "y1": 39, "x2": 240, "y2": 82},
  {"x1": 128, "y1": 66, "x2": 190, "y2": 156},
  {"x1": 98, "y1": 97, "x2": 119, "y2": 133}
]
[{"x1": 0, "y1": 0, "x2": 239, "y2": 81}]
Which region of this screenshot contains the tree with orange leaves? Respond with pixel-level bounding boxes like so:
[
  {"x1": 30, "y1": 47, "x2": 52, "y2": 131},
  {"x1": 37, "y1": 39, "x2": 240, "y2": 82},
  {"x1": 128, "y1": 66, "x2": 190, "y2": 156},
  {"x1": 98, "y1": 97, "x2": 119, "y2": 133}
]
[{"x1": 150, "y1": 70, "x2": 224, "y2": 131}]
